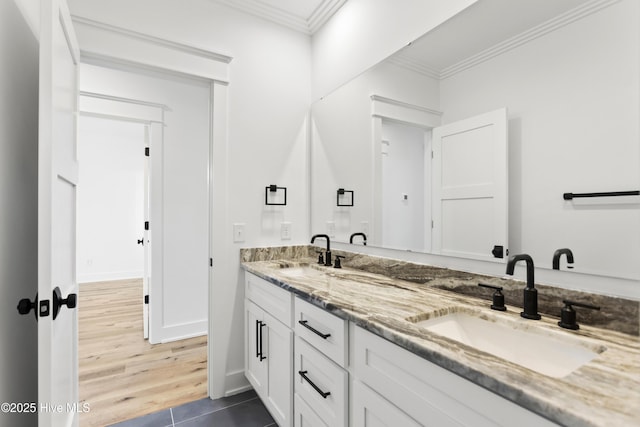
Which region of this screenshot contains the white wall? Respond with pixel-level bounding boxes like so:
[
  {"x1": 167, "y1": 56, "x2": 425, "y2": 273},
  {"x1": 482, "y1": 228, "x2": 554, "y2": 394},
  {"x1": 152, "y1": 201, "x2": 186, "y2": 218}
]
[
  {"x1": 77, "y1": 117, "x2": 145, "y2": 282},
  {"x1": 69, "y1": 0, "x2": 311, "y2": 396},
  {"x1": 440, "y1": 0, "x2": 640, "y2": 280},
  {"x1": 311, "y1": 0, "x2": 477, "y2": 99},
  {"x1": 0, "y1": 1, "x2": 39, "y2": 425}
]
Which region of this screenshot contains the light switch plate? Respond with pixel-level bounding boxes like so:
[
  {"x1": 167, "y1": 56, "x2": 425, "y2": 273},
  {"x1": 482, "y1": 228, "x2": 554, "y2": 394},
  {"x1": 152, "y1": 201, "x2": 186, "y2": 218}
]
[{"x1": 233, "y1": 223, "x2": 245, "y2": 243}]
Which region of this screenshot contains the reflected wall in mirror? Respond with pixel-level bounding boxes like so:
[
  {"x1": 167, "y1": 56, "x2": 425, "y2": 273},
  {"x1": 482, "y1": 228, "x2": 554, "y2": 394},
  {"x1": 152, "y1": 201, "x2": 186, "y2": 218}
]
[{"x1": 310, "y1": 0, "x2": 639, "y2": 279}]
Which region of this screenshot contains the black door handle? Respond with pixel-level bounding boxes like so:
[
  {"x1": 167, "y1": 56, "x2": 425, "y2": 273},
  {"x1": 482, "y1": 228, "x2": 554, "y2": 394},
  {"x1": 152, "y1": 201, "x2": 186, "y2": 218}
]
[
  {"x1": 137, "y1": 238, "x2": 144, "y2": 245},
  {"x1": 52, "y1": 287, "x2": 77, "y2": 320},
  {"x1": 17, "y1": 293, "x2": 38, "y2": 321}
]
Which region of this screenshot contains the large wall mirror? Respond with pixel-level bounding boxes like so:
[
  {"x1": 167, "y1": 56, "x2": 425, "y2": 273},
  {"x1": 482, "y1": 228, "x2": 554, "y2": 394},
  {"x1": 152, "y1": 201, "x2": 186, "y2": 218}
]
[{"x1": 310, "y1": 0, "x2": 639, "y2": 279}]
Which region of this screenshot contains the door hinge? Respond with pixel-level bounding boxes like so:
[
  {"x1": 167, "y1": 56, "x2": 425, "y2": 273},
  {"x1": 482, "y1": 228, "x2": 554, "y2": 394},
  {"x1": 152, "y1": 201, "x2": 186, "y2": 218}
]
[
  {"x1": 145, "y1": 147, "x2": 150, "y2": 157},
  {"x1": 145, "y1": 221, "x2": 149, "y2": 230},
  {"x1": 144, "y1": 295, "x2": 149, "y2": 304}
]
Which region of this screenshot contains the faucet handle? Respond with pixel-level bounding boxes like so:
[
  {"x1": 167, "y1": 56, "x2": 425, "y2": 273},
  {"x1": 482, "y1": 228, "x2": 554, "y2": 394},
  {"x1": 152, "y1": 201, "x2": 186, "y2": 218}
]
[
  {"x1": 334, "y1": 255, "x2": 345, "y2": 269},
  {"x1": 478, "y1": 283, "x2": 506, "y2": 311},
  {"x1": 558, "y1": 299, "x2": 600, "y2": 330},
  {"x1": 315, "y1": 250, "x2": 324, "y2": 265}
]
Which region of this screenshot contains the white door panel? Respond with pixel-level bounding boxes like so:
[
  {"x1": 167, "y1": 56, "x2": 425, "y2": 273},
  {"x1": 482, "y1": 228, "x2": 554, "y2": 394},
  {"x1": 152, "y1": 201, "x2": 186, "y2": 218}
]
[
  {"x1": 38, "y1": 0, "x2": 80, "y2": 425},
  {"x1": 432, "y1": 108, "x2": 508, "y2": 262}
]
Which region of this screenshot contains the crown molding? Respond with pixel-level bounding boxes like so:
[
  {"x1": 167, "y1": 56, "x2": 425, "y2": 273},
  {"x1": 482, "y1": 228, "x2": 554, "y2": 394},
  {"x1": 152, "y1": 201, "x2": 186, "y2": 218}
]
[
  {"x1": 213, "y1": 0, "x2": 347, "y2": 35},
  {"x1": 387, "y1": 55, "x2": 441, "y2": 80},
  {"x1": 389, "y1": 0, "x2": 620, "y2": 81},
  {"x1": 440, "y1": 0, "x2": 620, "y2": 79}
]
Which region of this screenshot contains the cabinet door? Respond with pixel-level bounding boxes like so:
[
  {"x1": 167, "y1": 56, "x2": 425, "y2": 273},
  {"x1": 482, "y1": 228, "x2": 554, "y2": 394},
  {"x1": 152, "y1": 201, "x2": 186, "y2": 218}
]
[
  {"x1": 245, "y1": 300, "x2": 267, "y2": 393},
  {"x1": 264, "y1": 311, "x2": 293, "y2": 427},
  {"x1": 352, "y1": 380, "x2": 421, "y2": 427}
]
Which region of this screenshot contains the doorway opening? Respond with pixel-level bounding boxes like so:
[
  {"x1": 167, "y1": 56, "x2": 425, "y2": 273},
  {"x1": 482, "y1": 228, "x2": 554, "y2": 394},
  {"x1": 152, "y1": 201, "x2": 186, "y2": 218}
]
[{"x1": 75, "y1": 70, "x2": 210, "y2": 423}]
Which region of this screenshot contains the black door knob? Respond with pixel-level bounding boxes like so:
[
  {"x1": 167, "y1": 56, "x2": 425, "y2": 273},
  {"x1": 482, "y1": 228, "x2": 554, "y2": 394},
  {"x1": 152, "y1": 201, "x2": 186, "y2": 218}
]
[
  {"x1": 137, "y1": 238, "x2": 144, "y2": 245},
  {"x1": 52, "y1": 287, "x2": 77, "y2": 320},
  {"x1": 17, "y1": 293, "x2": 38, "y2": 321}
]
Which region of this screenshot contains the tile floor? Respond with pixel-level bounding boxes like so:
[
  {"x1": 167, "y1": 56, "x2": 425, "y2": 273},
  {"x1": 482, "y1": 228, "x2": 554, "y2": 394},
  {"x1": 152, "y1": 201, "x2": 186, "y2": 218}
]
[{"x1": 108, "y1": 390, "x2": 276, "y2": 427}]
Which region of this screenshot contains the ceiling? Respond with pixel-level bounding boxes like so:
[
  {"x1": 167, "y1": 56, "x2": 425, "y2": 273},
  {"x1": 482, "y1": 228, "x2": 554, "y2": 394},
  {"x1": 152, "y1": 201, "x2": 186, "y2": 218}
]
[{"x1": 212, "y1": 0, "x2": 348, "y2": 34}]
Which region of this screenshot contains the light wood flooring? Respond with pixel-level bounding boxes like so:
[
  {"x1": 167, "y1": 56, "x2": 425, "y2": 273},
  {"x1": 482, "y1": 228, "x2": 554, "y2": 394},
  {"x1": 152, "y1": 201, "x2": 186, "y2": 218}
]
[{"x1": 78, "y1": 279, "x2": 208, "y2": 427}]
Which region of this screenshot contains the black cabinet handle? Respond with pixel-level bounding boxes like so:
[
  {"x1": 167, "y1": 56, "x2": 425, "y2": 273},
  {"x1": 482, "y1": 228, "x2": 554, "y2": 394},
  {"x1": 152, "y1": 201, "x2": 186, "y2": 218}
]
[
  {"x1": 258, "y1": 321, "x2": 266, "y2": 361},
  {"x1": 298, "y1": 370, "x2": 331, "y2": 398},
  {"x1": 255, "y1": 319, "x2": 260, "y2": 359},
  {"x1": 298, "y1": 320, "x2": 331, "y2": 339}
]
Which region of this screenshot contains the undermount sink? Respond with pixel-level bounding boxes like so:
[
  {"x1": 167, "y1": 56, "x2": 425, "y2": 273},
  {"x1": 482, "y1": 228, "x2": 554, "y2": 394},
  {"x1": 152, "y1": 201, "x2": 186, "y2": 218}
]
[
  {"x1": 409, "y1": 309, "x2": 606, "y2": 378},
  {"x1": 275, "y1": 264, "x2": 328, "y2": 278}
]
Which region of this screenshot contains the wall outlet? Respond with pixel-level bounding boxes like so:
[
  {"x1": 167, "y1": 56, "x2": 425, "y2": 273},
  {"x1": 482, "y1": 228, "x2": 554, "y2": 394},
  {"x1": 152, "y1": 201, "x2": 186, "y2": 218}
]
[
  {"x1": 281, "y1": 222, "x2": 292, "y2": 240},
  {"x1": 326, "y1": 221, "x2": 335, "y2": 238},
  {"x1": 233, "y1": 223, "x2": 245, "y2": 243}
]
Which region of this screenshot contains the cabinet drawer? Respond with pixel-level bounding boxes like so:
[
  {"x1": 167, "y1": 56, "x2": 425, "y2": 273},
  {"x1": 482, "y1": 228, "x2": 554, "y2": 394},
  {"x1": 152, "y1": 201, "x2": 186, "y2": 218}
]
[
  {"x1": 294, "y1": 337, "x2": 348, "y2": 427},
  {"x1": 294, "y1": 297, "x2": 348, "y2": 367},
  {"x1": 245, "y1": 272, "x2": 293, "y2": 327},
  {"x1": 353, "y1": 326, "x2": 558, "y2": 427},
  {"x1": 294, "y1": 393, "x2": 328, "y2": 427},
  {"x1": 352, "y1": 380, "x2": 421, "y2": 427}
]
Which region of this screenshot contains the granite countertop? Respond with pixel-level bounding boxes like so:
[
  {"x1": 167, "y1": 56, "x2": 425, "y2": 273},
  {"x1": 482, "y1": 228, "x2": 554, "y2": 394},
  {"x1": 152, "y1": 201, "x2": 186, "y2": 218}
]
[{"x1": 241, "y1": 257, "x2": 640, "y2": 427}]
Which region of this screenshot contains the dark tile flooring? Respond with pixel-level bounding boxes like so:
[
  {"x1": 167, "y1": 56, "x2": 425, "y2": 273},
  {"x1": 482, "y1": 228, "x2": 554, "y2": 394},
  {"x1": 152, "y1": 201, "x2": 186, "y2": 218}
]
[{"x1": 108, "y1": 390, "x2": 276, "y2": 427}]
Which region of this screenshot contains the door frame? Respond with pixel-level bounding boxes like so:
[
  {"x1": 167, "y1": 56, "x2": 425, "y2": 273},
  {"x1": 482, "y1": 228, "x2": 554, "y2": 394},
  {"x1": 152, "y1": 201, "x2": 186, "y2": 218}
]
[{"x1": 371, "y1": 95, "x2": 443, "y2": 249}]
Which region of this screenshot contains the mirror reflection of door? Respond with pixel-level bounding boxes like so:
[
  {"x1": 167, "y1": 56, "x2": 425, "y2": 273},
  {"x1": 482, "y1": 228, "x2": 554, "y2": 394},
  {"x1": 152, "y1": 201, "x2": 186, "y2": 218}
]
[{"x1": 381, "y1": 120, "x2": 431, "y2": 252}]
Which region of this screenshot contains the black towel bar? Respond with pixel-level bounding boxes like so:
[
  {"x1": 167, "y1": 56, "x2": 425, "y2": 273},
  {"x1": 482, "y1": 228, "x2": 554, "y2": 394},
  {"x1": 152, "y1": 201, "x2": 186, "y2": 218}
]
[{"x1": 563, "y1": 190, "x2": 639, "y2": 200}]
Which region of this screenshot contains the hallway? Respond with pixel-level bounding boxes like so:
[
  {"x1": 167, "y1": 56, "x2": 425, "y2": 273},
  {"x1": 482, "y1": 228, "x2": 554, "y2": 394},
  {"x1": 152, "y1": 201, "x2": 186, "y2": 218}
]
[{"x1": 78, "y1": 279, "x2": 207, "y2": 426}]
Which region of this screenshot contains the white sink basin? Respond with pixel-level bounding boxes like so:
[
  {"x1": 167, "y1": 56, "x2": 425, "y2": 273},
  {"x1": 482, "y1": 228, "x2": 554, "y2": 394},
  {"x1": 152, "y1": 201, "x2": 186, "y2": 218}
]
[
  {"x1": 276, "y1": 265, "x2": 327, "y2": 278},
  {"x1": 412, "y1": 310, "x2": 605, "y2": 378}
]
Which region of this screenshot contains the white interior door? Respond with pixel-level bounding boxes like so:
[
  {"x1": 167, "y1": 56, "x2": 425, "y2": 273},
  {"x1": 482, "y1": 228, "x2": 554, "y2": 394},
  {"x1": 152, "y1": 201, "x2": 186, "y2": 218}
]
[
  {"x1": 432, "y1": 108, "x2": 508, "y2": 262},
  {"x1": 38, "y1": 0, "x2": 80, "y2": 426}
]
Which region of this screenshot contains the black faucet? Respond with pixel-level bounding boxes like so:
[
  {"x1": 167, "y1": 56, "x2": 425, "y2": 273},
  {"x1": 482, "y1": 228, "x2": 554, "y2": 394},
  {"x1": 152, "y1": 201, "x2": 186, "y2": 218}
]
[
  {"x1": 552, "y1": 248, "x2": 574, "y2": 270},
  {"x1": 349, "y1": 232, "x2": 367, "y2": 245},
  {"x1": 310, "y1": 234, "x2": 332, "y2": 266},
  {"x1": 506, "y1": 254, "x2": 541, "y2": 320}
]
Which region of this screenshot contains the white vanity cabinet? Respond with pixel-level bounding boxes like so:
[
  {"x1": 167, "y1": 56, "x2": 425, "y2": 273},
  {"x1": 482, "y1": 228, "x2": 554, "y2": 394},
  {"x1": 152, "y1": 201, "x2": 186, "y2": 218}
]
[
  {"x1": 244, "y1": 273, "x2": 294, "y2": 427},
  {"x1": 352, "y1": 325, "x2": 559, "y2": 427}
]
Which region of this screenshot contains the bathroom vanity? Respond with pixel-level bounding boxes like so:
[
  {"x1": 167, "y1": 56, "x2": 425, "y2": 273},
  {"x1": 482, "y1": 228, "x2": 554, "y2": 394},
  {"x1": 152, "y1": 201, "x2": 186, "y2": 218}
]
[{"x1": 241, "y1": 247, "x2": 640, "y2": 427}]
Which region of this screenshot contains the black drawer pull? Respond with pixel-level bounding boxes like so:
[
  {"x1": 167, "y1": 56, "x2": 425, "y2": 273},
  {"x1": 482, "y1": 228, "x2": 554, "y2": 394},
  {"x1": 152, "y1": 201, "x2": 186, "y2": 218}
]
[
  {"x1": 258, "y1": 321, "x2": 266, "y2": 361},
  {"x1": 298, "y1": 320, "x2": 331, "y2": 339},
  {"x1": 298, "y1": 370, "x2": 331, "y2": 398}
]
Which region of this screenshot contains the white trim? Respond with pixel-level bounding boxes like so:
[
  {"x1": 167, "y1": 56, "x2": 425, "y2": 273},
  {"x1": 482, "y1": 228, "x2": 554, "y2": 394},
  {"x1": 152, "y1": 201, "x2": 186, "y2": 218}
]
[
  {"x1": 72, "y1": 16, "x2": 232, "y2": 83},
  {"x1": 390, "y1": 0, "x2": 621, "y2": 80},
  {"x1": 213, "y1": 0, "x2": 347, "y2": 34},
  {"x1": 223, "y1": 369, "x2": 252, "y2": 397},
  {"x1": 78, "y1": 271, "x2": 144, "y2": 284},
  {"x1": 371, "y1": 94, "x2": 442, "y2": 129},
  {"x1": 71, "y1": 15, "x2": 232, "y2": 63},
  {"x1": 441, "y1": 0, "x2": 621, "y2": 79},
  {"x1": 80, "y1": 91, "x2": 170, "y2": 111}
]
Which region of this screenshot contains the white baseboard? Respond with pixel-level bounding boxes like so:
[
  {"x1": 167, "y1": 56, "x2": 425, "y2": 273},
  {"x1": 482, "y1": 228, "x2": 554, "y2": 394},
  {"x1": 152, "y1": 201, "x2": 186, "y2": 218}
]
[
  {"x1": 224, "y1": 369, "x2": 251, "y2": 397},
  {"x1": 78, "y1": 270, "x2": 144, "y2": 283}
]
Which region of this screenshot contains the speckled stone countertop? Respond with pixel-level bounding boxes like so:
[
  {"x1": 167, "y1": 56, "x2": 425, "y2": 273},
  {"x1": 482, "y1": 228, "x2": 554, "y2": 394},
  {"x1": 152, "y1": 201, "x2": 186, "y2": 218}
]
[{"x1": 240, "y1": 247, "x2": 640, "y2": 427}]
